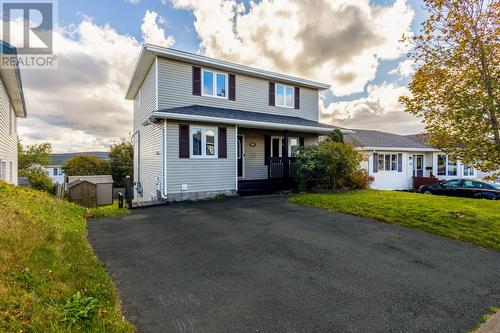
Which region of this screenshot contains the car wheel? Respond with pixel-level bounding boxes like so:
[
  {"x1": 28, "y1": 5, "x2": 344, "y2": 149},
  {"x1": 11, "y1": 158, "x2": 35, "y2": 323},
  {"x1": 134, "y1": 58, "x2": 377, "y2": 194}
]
[{"x1": 423, "y1": 190, "x2": 433, "y2": 195}]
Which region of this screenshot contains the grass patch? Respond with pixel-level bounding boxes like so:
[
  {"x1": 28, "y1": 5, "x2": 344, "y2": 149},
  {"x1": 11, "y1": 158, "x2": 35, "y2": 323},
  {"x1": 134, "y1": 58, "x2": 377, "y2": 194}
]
[
  {"x1": 0, "y1": 181, "x2": 133, "y2": 332},
  {"x1": 86, "y1": 201, "x2": 130, "y2": 219},
  {"x1": 289, "y1": 190, "x2": 500, "y2": 250}
]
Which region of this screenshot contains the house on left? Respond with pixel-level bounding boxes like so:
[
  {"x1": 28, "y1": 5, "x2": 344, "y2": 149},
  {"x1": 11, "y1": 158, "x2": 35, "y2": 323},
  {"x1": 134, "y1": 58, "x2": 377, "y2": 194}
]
[{"x1": 0, "y1": 41, "x2": 27, "y2": 185}]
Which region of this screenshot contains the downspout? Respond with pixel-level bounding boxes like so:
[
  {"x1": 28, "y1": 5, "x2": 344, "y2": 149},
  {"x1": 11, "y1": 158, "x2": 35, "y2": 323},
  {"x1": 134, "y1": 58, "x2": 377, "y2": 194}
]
[
  {"x1": 159, "y1": 119, "x2": 168, "y2": 199},
  {"x1": 131, "y1": 129, "x2": 143, "y2": 196}
]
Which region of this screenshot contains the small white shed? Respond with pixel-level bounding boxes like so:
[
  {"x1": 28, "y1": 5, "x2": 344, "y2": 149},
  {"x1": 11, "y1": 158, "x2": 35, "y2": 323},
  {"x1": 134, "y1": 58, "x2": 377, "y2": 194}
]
[{"x1": 68, "y1": 175, "x2": 114, "y2": 206}]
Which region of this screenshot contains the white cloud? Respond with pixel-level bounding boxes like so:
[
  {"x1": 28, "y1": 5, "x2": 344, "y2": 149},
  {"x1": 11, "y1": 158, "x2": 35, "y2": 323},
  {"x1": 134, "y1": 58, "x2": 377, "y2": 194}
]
[
  {"x1": 389, "y1": 59, "x2": 416, "y2": 78},
  {"x1": 141, "y1": 10, "x2": 175, "y2": 47},
  {"x1": 3, "y1": 12, "x2": 175, "y2": 152},
  {"x1": 125, "y1": 0, "x2": 141, "y2": 4},
  {"x1": 171, "y1": 0, "x2": 414, "y2": 96},
  {"x1": 320, "y1": 82, "x2": 422, "y2": 134}
]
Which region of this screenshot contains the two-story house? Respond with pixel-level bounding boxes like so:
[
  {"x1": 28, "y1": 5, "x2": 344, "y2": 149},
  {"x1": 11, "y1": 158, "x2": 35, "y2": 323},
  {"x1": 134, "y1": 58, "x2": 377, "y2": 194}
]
[
  {"x1": 0, "y1": 41, "x2": 27, "y2": 185},
  {"x1": 126, "y1": 45, "x2": 343, "y2": 202}
]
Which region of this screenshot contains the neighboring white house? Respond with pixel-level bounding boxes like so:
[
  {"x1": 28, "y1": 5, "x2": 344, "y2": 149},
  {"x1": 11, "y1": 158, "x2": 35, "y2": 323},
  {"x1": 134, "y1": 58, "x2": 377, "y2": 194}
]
[
  {"x1": 126, "y1": 44, "x2": 346, "y2": 203},
  {"x1": 345, "y1": 130, "x2": 478, "y2": 190},
  {"x1": 42, "y1": 152, "x2": 109, "y2": 184},
  {"x1": 0, "y1": 41, "x2": 27, "y2": 185}
]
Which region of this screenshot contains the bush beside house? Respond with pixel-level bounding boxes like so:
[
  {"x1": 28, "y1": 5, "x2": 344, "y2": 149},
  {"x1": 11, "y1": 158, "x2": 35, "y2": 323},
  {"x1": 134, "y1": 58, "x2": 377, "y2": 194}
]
[{"x1": 295, "y1": 131, "x2": 373, "y2": 191}]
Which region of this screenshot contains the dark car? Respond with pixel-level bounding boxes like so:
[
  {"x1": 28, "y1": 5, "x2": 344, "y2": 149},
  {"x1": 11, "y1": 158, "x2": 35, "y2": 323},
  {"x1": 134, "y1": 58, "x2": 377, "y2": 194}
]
[{"x1": 419, "y1": 179, "x2": 500, "y2": 200}]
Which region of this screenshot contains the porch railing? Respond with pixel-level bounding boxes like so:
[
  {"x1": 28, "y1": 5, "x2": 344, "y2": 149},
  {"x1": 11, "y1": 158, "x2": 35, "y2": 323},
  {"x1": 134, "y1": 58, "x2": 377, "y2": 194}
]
[
  {"x1": 412, "y1": 176, "x2": 439, "y2": 192},
  {"x1": 268, "y1": 157, "x2": 297, "y2": 179}
]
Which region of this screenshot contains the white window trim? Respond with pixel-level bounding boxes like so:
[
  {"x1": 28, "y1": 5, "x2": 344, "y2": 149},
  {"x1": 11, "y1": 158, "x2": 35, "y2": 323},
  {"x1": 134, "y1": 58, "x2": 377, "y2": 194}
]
[
  {"x1": 275, "y1": 83, "x2": 295, "y2": 109},
  {"x1": 237, "y1": 134, "x2": 245, "y2": 179},
  {"x1": 377, "y1": 153, "x2": 399, "y2": 172},
  {"x1": 189, "y1": 126, "x2": 218, "y2": 159},
  {"x1": 437, "y1": 154, "x2": 458, "y2": 177},
  {"x1": 201, "y1": 69, "x2": 228, "y2": 99},
  {"x1": 462, "y1": 164, "x2": 475, "y2": 177},
  {"x1": 269, "y1": 136, "x2": 300, "y2": 157}
]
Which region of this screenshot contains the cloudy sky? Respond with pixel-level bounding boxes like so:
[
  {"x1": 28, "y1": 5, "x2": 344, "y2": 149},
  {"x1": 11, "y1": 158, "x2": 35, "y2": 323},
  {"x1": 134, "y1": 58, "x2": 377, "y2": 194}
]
[{"x1": 5, "y1": 0, "x2": 426, "y2": 152}]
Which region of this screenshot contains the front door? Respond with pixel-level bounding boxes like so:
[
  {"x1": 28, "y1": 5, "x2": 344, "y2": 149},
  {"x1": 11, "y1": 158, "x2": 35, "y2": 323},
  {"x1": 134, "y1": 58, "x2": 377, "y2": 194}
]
[
  {"x1": 413, "y1": 155, "x2": 424, "y2": 177},
  {"x1": 237, "y1": 135, "x2": 244, "y2": 178}
]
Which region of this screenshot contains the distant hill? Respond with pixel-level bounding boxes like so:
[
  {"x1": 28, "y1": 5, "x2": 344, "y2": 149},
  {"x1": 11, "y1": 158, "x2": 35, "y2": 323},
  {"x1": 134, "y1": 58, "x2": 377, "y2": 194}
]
[{"x1": 49, "y1": 152, "x2": 109, "y2": 166}]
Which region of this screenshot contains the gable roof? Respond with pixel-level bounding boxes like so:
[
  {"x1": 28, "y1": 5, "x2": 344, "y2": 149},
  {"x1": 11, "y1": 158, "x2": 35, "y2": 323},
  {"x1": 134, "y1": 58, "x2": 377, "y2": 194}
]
[
  {"x1": 49, "y1": 152, "x2": 109, "y2": 166},
  {"x1": 0, "y1": 40, "x2": 27, "y2": 117},
  {"x1": 345, "y1": 130, "x2": 438, "y2": 151},
  {"x1": 68, "y1": 175, "x2": 113, "y2": 187},
  {"x1": 126, "y1": 44, "x2": 330, "y2": 100},
  {"x1": 145, "y1": 104, "x2": 349, "y2": 134}
]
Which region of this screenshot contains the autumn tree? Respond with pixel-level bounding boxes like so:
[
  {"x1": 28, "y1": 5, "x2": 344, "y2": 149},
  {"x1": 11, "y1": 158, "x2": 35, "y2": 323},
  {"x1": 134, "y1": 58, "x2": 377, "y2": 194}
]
[{"x1": 400, "y1": 0, "x2": 499, "y2": 175}]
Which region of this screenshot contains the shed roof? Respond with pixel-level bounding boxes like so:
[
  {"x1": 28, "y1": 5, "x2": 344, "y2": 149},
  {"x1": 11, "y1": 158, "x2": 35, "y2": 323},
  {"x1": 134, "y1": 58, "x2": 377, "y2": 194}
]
[{"x1": 68, "y1": 175, "x2": 113, "y2": 187}]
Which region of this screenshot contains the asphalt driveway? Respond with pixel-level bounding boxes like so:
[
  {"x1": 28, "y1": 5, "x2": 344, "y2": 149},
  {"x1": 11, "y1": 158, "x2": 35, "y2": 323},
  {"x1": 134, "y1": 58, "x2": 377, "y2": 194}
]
[{"x1": 88, "y1": 195, "x2": 500, "y2": 333}]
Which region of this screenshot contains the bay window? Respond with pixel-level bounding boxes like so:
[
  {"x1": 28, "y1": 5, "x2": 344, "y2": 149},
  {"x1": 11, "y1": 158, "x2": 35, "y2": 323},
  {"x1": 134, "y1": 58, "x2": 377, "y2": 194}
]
[
  {"x1": 275, "y1": 83, "x2": 294, "y2": 108},
  {"x1": 463, "y1": 165, "x2": 474, "y2": 177},
  {"x1": 202, "y1": 70, "x2": 227, "y2": 98},
  {"x1": 437, "y1": 154, "x2": 457, "y2": 176},
  {"x1": 377, "y1": 153, "x2": 398, "y2": 171},
  {"x1": 191, "y1": 127, "x2": 217, "y2": 158}
]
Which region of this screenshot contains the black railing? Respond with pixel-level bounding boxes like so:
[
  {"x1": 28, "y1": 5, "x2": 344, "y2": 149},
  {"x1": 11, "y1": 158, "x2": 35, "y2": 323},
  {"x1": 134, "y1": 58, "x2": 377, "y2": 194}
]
[{"x1": 268, "y1": 157, "x2": 297, "y2": 179}]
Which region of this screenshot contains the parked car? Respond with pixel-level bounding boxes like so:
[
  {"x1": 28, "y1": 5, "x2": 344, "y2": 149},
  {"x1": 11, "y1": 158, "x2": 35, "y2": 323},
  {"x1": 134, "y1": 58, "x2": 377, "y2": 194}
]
[{"x1": 419, "y1": 179, "x2": 500, "y2": 200}]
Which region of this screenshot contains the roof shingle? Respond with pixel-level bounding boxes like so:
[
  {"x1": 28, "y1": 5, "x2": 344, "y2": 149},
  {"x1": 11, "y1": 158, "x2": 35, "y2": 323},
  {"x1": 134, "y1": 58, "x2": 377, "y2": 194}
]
[
  {"x1": 156, "y1": 105, "x2": 337, "y2": 130},
  {"x1": 345, "y1": 130, "x2": 432, "y2": 149}
]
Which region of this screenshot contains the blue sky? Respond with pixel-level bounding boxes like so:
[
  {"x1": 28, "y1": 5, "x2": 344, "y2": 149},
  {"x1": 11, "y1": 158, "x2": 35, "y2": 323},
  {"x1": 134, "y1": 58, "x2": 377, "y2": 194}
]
[{"x1": 13, "y1": 0, "x2": 429, "y2": 152}]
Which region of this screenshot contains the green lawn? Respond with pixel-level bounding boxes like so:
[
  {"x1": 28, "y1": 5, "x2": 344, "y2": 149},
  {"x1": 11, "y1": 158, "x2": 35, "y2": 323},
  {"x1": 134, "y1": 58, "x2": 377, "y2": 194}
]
[
  {"x1": 289, "y1": 190, "x2": 500, "y2": 251},
  {"x1": 0, "y1": 181, "x2": 133, "y2": 332},
  {"x1": 86, "y1": 201, "x2": 130, "y2": 219}
]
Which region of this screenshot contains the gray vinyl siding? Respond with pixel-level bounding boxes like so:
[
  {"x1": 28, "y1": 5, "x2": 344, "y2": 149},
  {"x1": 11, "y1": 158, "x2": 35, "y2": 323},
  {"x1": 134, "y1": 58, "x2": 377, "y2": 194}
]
[
  {"x1": 166, "y1": 121, "x2": 236, "y2": 195},
  {"x1": 157, "y1": 58, "x2": 319, "y2": 121},
  {"x1": 0, "y1": 77, "x2": 17, "y2": 184},
  {"x1": 133, "y1": 60, "x2": 162, "y2": 202},
  {"x1": 239, "y1": 128, "x2": 319, "y2": 180},
  {"x1": 239, "y1": 129, "x2": 267, "y2": 180}
]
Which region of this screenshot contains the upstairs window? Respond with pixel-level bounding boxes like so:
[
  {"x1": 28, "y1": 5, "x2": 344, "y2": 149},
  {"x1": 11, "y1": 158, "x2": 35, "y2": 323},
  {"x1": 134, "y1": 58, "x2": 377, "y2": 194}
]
[
  {"x1": 275, "y1": 84, "x2": 294, "y2": 108},
  {"x1": 202, "y1": 70, "x2": 227, "y2": 98}
]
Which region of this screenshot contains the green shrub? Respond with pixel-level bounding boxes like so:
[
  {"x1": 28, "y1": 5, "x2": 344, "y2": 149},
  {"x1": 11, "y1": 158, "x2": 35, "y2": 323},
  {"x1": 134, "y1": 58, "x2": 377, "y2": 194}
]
[
  {"x1": 295, "y1": 139, "x2": 372, "y2": 191},
  {"x1": 24, "y1": 167, "x2": 54, "y2": 194},
  {"x1": 295, "y1": 145, "x2": 322, "y2": 191}
]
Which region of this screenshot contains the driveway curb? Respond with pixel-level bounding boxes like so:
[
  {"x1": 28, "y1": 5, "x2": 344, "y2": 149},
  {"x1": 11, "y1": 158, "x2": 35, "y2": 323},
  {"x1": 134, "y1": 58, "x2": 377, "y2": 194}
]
[{"x1": 476, "y1": 311, "x2": 500, "y2": 333}]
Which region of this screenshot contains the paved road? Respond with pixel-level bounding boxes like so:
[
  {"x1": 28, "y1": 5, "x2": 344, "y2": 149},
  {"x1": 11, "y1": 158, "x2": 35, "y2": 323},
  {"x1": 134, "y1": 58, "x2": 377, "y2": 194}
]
[{"x1": 88, "y1": 196, "x2": 500, "y2": 333}]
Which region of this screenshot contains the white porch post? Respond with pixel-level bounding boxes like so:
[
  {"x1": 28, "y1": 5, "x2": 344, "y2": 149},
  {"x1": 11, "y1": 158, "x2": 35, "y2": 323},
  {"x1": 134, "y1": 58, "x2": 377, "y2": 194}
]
[{"x1": 235, "y1": 125, "x2": 238, "y2": 192}]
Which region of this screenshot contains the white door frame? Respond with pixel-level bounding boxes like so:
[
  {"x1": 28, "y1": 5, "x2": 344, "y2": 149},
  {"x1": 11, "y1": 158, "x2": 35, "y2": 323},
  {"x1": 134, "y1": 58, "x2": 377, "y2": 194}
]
[
  {"x1": 413, "y1": 154, "x2": 424, "y2": 177},
  {"x1": 238, "y1": 134, "x2": 245, "y2": 179}
]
